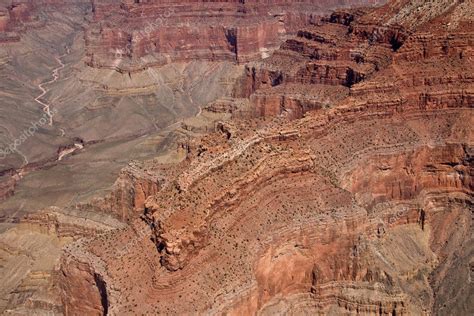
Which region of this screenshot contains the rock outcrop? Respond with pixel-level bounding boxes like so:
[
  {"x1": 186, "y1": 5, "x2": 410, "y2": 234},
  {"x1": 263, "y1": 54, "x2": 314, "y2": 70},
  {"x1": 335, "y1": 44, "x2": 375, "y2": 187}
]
[
  {"x1": 57, "y1": 0, "x2": 473, "y2": 315},
  {"x1": 0, "y1": 0, "x2": 89, "y2": 42},
  {"x1": 0, "y1": 1, "x2": 32, "y2": 42}
]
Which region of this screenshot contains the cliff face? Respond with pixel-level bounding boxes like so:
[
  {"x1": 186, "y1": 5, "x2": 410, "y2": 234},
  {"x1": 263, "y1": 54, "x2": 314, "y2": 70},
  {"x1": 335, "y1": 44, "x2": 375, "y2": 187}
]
[
  {"x1": 85, "y1": 0, "x2": 386, "y2": 71},
  {"x1": 0, "y1": 0, "x2": 89, "y2": 42},
  {"x1": 57, "y1": 0, "x2": 473, "y2": 315},
  {"x1": 0, "y1": 1, "x2": 31, "y2": 41}
]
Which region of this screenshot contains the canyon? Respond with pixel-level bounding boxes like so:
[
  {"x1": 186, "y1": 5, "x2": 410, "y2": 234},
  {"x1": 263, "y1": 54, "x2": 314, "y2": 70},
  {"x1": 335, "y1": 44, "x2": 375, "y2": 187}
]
[{"x1": 0, "y1": 0, "x2": 472, "y2": 315}]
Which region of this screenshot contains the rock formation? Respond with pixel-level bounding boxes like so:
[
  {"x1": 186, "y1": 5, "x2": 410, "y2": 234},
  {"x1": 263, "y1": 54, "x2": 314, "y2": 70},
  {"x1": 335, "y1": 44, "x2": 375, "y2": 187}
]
[
  {"x1": 85, "y1": 0, "x2": 386, "y2": 71},
  {"x1": 0, "y1": 0, "x2": 472, "y2": 315},
  {"x1": 0, "y1": 1, "x2": 33, "y2": 42},
  {"x1": 0, "y1": 0, "x2": 89, "y2": 42},
  {"x1": 56, "y1": 0, "x2": 473, "y2": 315}
]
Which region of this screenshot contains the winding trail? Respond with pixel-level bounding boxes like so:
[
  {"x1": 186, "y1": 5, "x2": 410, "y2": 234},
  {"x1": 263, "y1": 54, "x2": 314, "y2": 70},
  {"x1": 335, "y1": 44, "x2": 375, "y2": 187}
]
[{"x1": 34, "y1": 46, "x2": 70, "y2": 126}]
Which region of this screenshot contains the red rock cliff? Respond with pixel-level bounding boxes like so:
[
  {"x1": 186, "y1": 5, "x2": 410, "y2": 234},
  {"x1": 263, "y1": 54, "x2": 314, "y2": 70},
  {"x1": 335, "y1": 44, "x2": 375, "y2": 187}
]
[{"x1": 85, "y1": 0, "x2": 387, "y2": 71}]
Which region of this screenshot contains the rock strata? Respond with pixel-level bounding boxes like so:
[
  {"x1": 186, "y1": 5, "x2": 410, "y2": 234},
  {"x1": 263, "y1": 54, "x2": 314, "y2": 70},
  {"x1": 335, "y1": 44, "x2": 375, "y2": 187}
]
[
  {"x1": 56, "y1": 0, "x2": 473, "y2": 315},
  {"x1": 0, "y1": 0, "x2": 472, "y2": 315},
  {"x1": 85, "y1": 0, "x2": 386, "y2": 71}
]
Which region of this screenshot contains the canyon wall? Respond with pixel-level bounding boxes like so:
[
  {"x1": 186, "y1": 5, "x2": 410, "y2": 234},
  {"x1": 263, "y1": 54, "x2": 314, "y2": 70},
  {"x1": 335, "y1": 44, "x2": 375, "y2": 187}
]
[
  {"x1": 57, "y1": 0, "x2": 473, "y2": 315},
  {"x1": 85, "y1": 0, "x2": 386, "y2": 71},
  {"x1": 0, "y1": 1, "x2": 32, "y2": 42},
  {"x1": 0, "y1": 0, "x2": 90, "y2": 42}
]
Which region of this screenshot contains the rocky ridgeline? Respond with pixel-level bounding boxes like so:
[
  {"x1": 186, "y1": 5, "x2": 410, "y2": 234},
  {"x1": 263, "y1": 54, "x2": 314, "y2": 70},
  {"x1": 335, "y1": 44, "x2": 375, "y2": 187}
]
[
  {"x1": 59, "y1": 107, "x2": 472, "y2": 314},
  {"x1": 56, "y1": 1, "x2": 473, "y2": 315}
]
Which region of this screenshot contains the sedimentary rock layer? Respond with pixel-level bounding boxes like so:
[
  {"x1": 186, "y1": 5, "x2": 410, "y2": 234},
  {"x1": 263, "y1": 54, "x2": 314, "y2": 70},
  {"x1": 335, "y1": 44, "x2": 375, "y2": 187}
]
[{"x1": 85, "y1": 0, "x2": 386, "y2": 71}]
